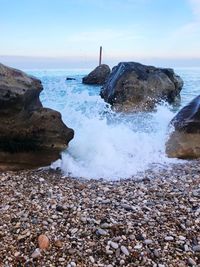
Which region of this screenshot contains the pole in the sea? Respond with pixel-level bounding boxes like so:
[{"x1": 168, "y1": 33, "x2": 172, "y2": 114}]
[{"x1": 99, "y1": 46, "x2": 102, "y2": 66}]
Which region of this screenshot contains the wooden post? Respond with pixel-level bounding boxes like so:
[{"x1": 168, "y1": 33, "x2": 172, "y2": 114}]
[{"x1": 99, "y1": 46, "x2": 102, "y2": 66}]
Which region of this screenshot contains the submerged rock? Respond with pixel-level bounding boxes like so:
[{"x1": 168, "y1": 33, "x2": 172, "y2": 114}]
[
  {"x1": 82, "y1": 64, "x2": 111, "y2": 85},
  {"x1": 0, "y1": 63, "x2": 74, "y2": 170},
  {"x1": 166, "y1": 95, "x2": 200, "y2": 158},
  {"x1": 100, "y1": 62, "x2": 183, "y2": 111}
]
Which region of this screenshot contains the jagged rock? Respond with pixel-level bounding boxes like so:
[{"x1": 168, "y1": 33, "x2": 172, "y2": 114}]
[
  {"x1": 82, "y1": 64, "x2": 110, "y2": 85},
  {"x1": 100, "y1": 62, "x2": 183, "y2": 111},
  {"x1": 166, "y1": 95, "x2": 200, "y2": 158},
  {"x1": 0, "y1": 63, "x2": 74, "y2": 170}
]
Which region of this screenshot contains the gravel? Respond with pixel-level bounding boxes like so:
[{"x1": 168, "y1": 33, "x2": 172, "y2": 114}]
[{"x1": 0, "y1": 160, "x2": 200, "y2": 266}]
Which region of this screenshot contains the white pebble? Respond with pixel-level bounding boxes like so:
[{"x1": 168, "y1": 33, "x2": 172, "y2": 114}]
[
  {"x1": 120, "y1": 245, "x2": 129, "y2": 256},
  {"x1": 164, "y1": 236, "x2": 174, "y2": 241},
  {"x1": 110, "y1": 241, "x2": 119, "y2": 249}
]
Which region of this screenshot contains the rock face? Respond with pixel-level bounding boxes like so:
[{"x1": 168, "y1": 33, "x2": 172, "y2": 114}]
[
  {"x1": 0, "y1": 63, "x2": 74, "y2": 171},
  {"x1": 166, "y1": 95, "x2": 200, "y2": 158},
  {"x1": 100, "y1": 62, "x2": 183, "y2": 111},
  {"x1": 82, "y1": 64, "x2": 111, "y2": 85}
]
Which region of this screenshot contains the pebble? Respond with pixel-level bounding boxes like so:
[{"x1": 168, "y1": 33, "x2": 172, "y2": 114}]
[
  {"x1": 120, "y1": 245, "x2": 129, "y2": 256},
  {"x1": 110, "y1": 241, "x2": 119, "y2": 249},
  {"x1": 164, "y1": 236, "x2": 174, "y2": 241},
  {"x1": 31, "y1": 248, "x2": 41, "y2": 258},
  {"x1": 193, "y1": 245, "x2": 200, "y2": 252},
  {"x1": 38, "y1": 234, "x2": 50, "y2": 250},
  {"x1": 144, "y1": 239, "x2": 153, "y2": 245},
  {"x1": 70, "y1": 262, "x2": 76, "y2": 267},
  {"x1": 178, "y1": 235, "x2": 186, "y2": 241},
  {"x1": 89, "y1": 256, "x2": 95, "y2": 263},
  {"x1": 188, "y1": 257, "x2": 196, "y2": 266},
  {"x1": 96, "y1": 228, "x2": 108, "y2": 236}
]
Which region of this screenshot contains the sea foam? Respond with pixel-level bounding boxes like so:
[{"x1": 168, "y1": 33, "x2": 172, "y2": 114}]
[{"x1": 27, "y1": 69, "x2": 195, "y2": 180}]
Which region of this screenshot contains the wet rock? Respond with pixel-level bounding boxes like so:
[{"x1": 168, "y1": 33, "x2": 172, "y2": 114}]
[
  {"x1": 100, "y1": 62, "x2": 183, "y2": 112},
  {"x1": 166, "y1": 95, "x2": 200, "y2": 158},
  {"x1": 82, "y1": 64, "x2": 111, "y2": 85},
  {"x1": 0, "y1": 63, "x2": 74, "y2": 171}
]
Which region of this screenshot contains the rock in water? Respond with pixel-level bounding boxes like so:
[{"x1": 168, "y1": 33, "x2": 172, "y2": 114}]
[
  {"x1": 82, "y1": 64, "x2": 111, "y2": 85},
  {"x1": 166, "y1": 95, "x2": 200, "y2": 158},
  {"x1": 100, "y1": 62, "x2": 183, "y2": 111},
  {"x1": 0, "y1": 63, "x2": 74, "y2": 171}
]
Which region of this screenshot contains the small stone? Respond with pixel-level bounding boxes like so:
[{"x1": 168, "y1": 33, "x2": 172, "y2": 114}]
[
  {"x1": 188, "y1": 257, "x2": 196, "y2": 266},
  {"x1": 54, "y1": 240, "x2": 63, "y2": 248},
  {"x1": 193, "y1": 245, "x2": 200, "y2": 252},
  {"x1": 96, "y1": 228, "x2": 108, "y2": 236},
  {"x1": 31, "y1": 248, "x2": 41, "y2": 258},
  {"x1": 121, "y1": 203, "x2": 133, "y2": 211},
  {"x1": 14, "y1": 251, "x2": 20, "y2": 257},
  {"x1": 38, "y1": 234, "x2": 50, "y2": 250},
  {"x1": 110, "y1": 241, "x2": 119, "y2": 249},
  {"x1": 120, "y1": 245, "x2": 129, "y2": 256},
  {"x1": 164, "y1": 236, "x2": 174, "y2": 241},
  {"x1": 144, "y1": 239, "x2": 153, "y2": 245},
  {"x1": 184, "y1": 244, "x2": 189, "y2": 252},
  {"x1": 89, "y1": 256, "x2": 95, "y2": 263},
  {"x1": 120, "y1": 260, "x2": 125, "y2": 265},
  {"x1": 70, "y1": 262, "x2": 76, "y2": 267},
  {"x1": 178, "y1": 235, "x2": 186, "y2": 241},
  {"x1": 56, "y1": 205, "x2": 65, "y2": 212}
]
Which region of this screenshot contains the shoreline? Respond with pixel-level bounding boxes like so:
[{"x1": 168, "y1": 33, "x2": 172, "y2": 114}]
[{"x1": 0, "y1": 161, "x2": 200, "y2": 266}]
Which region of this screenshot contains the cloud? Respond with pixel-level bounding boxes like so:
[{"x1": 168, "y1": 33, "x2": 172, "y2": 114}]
[{"x1": 189, "y1": 0, "x2": 200, "y2": 18}]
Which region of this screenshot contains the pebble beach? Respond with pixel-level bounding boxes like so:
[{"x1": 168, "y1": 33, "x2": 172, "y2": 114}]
[{"x1": 0, "y1": 162, "x2": 200, "y2": 267}]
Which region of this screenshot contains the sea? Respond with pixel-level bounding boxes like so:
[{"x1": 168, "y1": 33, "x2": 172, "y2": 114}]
[{"x1": 27, "y1": 68, "x2": 200, "y2": 180}]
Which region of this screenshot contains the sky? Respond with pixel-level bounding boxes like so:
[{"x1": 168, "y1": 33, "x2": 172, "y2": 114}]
[{"x1": 0, "y1": 0, "x2": 200, "y2": 68}]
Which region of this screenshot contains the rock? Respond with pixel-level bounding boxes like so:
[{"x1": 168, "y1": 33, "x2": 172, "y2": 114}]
[
  {"x1": 100, "y1": 62, "x2": 183, "y2": 111},
  {"x1": 188, "y1": 257, "x2": 196, "y2": 266},
  {"x1": 144, "y1": 239, "x2": 153, "y2": 245},
  {"x1": 66, "y1": 77, "x2": 76, "y2": 81},
  {"x1": 96, "y1": 228, "x2": 108, "y2": 236},
  {"x1": 82, "y1": 64, "x2": 111, "y2": 85},
  {"x1": 120, "y1": 245, "x2": 129, "y2": 256},
  {"x1": 54, "y1": 240, "x2": 63, "y2": 248},
  {"x1": 0, "y1": 63, "x2": 74, "y2": 171},
  {"x1": 110, "y1": 241, "x2": 119, "y2": 249},
  {"x1": 31, "y1": 248, "x2": 41, "y2": 258},
  {"x1": 164, "y1": 236, "x2": 174, "y2": 241},
  {"x1": 193, "y1": 245, "x2": 200, "y2": 252},
  {"x1": 166, "y1": 95, "x2": 200, "y2": 158},
  {"x1": 38, "y1": 234, "x2": 50, "y2": 250}
]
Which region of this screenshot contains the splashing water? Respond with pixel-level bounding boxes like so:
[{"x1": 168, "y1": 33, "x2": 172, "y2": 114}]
[{"x1": 27, "y1": 68, "x2": 200, "y2": 180}]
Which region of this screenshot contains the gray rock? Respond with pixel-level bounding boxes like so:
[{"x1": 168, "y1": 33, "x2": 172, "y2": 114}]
[
  {"x1": 193, "y1": 245, "x2": 200, "y2": 252},
  {"x1": 120, "y1": 245, "x2": 129, "y2": 256},
  {"x1": 96, "y1": 228, "x2": 108, "y2": 236}
]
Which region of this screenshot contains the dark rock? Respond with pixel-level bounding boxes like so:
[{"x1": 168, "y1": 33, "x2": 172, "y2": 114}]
[
  {"x1": 166, "y1": 95, "x2": 200, "y2": 158},
  {"x1": 82, "y1": 64, "x2": 110, "y2": 85},
  {"x1": 0, "y1": 63, "x2": 74, "y2": 170},
  {"x1": 100, "y1": 62, "x2": 183, "y2": 111},
  {"x1": 66, "y1": 77, "x2": 76, "y2": 81}
]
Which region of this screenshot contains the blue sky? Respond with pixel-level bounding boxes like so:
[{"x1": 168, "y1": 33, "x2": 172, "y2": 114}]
[{"x1": 0, "y1": 0, "x2": 200, "y2": 68}]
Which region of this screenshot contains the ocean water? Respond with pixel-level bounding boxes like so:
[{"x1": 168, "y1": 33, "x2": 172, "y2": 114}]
[{"x1": 27, "y1": 68, "x2": 200, "y2": 180}]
